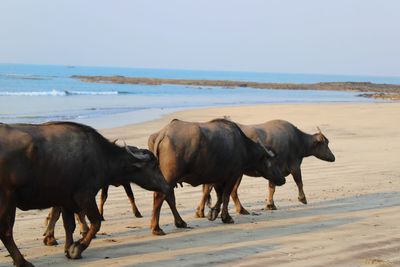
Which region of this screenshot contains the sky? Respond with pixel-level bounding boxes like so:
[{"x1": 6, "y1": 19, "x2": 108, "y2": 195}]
[{"x1": 0, "y1": 0, "x2": 399, "y2": 76}]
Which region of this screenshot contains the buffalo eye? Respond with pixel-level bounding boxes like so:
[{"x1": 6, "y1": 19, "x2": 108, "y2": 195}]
[
  {"x1": 267, "y1": 160, "x2": 272, "y2": 168},
  {"x1": 132, "y1": 161, "x2": 146, "y2": 169}
]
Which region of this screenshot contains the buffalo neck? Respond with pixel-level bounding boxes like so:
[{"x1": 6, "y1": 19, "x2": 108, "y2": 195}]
[
  {"x1": 103, "y1": 145, "x2": 127, "y2": 186},
  {"x1": 299, "y1": 131, "x2": 315, "y2": 158}
]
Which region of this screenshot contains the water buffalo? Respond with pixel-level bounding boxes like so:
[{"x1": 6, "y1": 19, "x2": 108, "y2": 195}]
[
  {"x1": 43, "y1": 182, "x2": 142, "y2": 246},
  {"x1": 99, "y1": 183, "x2": 142, "y2": 219},
  {"x1": 148, "y1": 118, "x2": 285, "y2": 235},
  {"x1": 0, "y1": 122, "x2": 169, "y2": 267},
  {"x1": 196, "y1": 119, "x2": 335, "y2": 217}
]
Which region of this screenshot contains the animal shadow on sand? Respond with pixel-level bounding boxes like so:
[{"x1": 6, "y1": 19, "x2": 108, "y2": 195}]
[{"x1": 24, "y1": 191, "x2": 400, "y2": 266}]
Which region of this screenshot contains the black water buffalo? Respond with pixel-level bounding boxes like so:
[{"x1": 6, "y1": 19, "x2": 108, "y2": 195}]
[
  {"x1": 196, "y1": 120, "x2": 335, "y2": 217},
  {"x1": 0, "y1": 122, "x2": 169, "y2": 267},
  {"x1": 148, "y1": 118, "x2": 285, "y2": 235},
  {"x1": 43, "y1": 181, "x2": 142, "y2": 246},
  {"x1": 99, "y1": 182, "x2": 142, "y2": 219}
]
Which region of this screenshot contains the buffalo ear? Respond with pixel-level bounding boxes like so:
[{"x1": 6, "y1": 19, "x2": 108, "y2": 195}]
[
  {"x1": 315, "y1": 127, "x2": 326, "y2": 143},
  {"x1": 314, "y1": 134, "x2": 325, "y2": 143},
  {"x1": 133, "y1": 161, "x2": 146, "y2": 169}
]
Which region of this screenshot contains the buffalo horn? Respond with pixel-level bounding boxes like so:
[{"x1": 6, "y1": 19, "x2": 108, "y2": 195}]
[
  {"x1": 124, "y1": 141, "x2": 150, "y2": 161},
  {"x1": 257, "y1": 138, "x2": 275, "y2": 157}
]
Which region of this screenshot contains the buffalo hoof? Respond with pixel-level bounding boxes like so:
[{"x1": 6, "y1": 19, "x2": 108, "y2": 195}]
[
  {"x1": 298, "y1": 196, "x2": 308, "y2": 204},
  {"x1": 238, "y1": 208, "x2": 250, "y2": 215},
  {"x1": 207, "y1": 208, "x2": 220, "y2": 221},
  {"x1": 66, "y1": 242, "x2": 86, "y2": 259},
  {"x1": 175, "y1": 220, "x2": 188, "y2": 228},
  {"x1": 266, "y1": 203, "x2": 277, "y2": 210},
  {"x1": 43, "y1": 235, "x2": 58, "y2": 246},
  {"x1": 195, "y1": 209, "x2": 205, "y2": 218},
  {"x1": 100, "y1": 215, "x2": 105, "y2": 221},
  {"x1": 221, "y1": 215, "x2": 234, "y2": 224},
  {"x1": 152, "y1": 228, "x2": 166, "y2": 236},
  {"x1": 134, "y1": 211, "x2": 143, "y2": 218}
]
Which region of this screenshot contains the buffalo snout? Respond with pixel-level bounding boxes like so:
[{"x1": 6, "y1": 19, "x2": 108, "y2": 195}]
[
  {"x1": 274, "y1": 176, "x2": 286, "y2": 186},
  {"x1": 160, "y1": 182, "x2": 171, "y2": 195},
  {"x1": 149, "y1": 171, "x2": 170, "y2": 195},
  {"x1": 271, "y1": 167, "x2": 286, "y2": 186},
  {"x1": 317, "y1": 149, "x2": 335, "y2": 162},
  {"x1": 326, "y1": 150, "x2": 336, "y2": 162}
]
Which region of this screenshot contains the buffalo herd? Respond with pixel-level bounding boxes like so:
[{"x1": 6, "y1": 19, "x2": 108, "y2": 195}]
[{"x1": 0, "y1": 118, "x2": 335, "y2": 266}]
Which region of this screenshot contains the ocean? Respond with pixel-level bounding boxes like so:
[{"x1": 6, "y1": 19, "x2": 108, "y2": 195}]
[{"x1": 1, "y1": 63, "x2": 396, "y2": 128}]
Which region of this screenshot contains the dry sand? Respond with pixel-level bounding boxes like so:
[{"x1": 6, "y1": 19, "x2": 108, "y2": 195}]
[{"x1": 1, "y1": 102, "x2": 399, "y2": 267}]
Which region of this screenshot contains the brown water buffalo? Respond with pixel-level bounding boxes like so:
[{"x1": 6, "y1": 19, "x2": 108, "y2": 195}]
[
  {"x1": 196, "y1": 119, "x2": 335, "y2": 217},
  {"x1": 43, "y1": 182, "x2": 142, "y2": 246},
  {"x1": 43, "y1": 208, "x2": 89, "y2": 246},
  {"x1": 148, "y1": 118, "x2": 285, "y2": 235},
  {"x1": 0, "y1": 122, "x2": 169, "y2": 267}
]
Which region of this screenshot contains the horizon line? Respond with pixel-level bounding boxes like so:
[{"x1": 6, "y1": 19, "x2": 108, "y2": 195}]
[{"x1": 1, "y1": 62, "x2": 400, "y2": 79}]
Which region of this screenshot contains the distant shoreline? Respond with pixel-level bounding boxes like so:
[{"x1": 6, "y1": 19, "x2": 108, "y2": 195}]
[{"x1": 72, "y1": 75, "x2": 400, "y2": 100}]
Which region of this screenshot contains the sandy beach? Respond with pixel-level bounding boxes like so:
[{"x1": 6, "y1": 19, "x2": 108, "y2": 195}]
[{"x1": 1, "y1": 102, "x2": 399, "y2": 267}]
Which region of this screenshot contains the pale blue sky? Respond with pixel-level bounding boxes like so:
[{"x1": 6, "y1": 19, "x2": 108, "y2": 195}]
[{"x1": 1, "y1": 0, "x2": 399, "y2": 76}]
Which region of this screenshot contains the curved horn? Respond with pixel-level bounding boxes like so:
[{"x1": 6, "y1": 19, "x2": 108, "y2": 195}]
[
  {"x1": 264, "y1": 147, "x2": 275, "y2": 158},
  {"x1": 257, "y1": 138, "x2": 275, "y2": 157},
  {"x1": 124, "y1": 141, "x2": 150, "y2": 161},
  {"x1": 317, "y1": 126, "x2": 322, "y2": 134}
]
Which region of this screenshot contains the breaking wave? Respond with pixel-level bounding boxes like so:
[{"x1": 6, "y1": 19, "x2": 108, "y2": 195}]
[{"x1": 0, "y1": 90, "x2": 125, "y2": 96}]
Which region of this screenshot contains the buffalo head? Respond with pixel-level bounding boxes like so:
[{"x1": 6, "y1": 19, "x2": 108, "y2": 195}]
[
  {"x1": 251, "y1": 140, "x2": 286, "y2": 186},
  {"x1": 312, "y1": 127, "x2": 335, "y2": 162},
  {"x1": 122, "y1": 145, "x2": 170, "y2": 194}
]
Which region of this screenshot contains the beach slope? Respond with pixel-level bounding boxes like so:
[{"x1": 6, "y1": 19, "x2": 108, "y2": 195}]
[{"x1": 1, "y1": 103, "x2": 399, "y2": 267}]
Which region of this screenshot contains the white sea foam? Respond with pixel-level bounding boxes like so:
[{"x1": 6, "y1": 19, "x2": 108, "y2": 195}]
[
  {"x1": 0, "y1": 90, "x2": 120, "y2": 96},
  {"x1": 66, "y1": 90, "x2": 120, "y2": 95}
]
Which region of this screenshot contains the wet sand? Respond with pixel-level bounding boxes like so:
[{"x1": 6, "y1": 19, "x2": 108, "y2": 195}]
[{"x1": 1, "y1": 102, "x2": 400, "y2": 266}]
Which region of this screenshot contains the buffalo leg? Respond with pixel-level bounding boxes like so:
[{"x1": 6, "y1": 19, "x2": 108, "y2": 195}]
[
  {"x1": 43, "y1": 207, "x2": 61, "y2": 246},
  {"x1": 230, "y1": 176, "x2": 250, "y2": 215},
  {"x1": 292, "y1": 168, "x2": 307, "y2": 204},
  {"x1": 66, "y1": 197, "x2": 101, "y2": 259},
  {"x1": 0, "y1": 192, "x2": 33, "y2": 267},
  {"x1": 195, "y1": 184, "x2": 213, "y2": 218},
  {"x1": 75, "y1": 211, "x2": 89, "y2": 237},
  {"x1": 165, "y1": 189, "x2": 187, "y2": 228},
  {"x1": 266, "y1": 181, "x2": 277, "y2": 210},
  {"x1": 123, "y1": 183, "x2": 142, "y2": 218},
  {"x1": 98, "y1": 186, "x2": 109, "y2": 221},
  {"x1": 220, "y1": 180, "x2": 236, "y2": 224},
  {"x1": 61, "y1": 208, "x2": 76, "y2": 258},
  {"x1": 207, "y1": 184, "x2": 223, "y2": 221},
  {"x1": 150, "y1": 191, "x2": 166, "y2": 235}
]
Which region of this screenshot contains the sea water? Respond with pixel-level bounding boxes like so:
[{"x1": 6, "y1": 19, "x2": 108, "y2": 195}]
[{"x1": 1, "y1": 64, "x2": 396, "y2": 128}]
